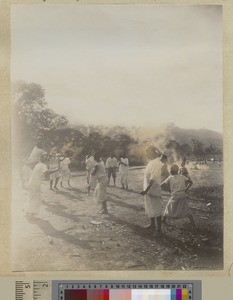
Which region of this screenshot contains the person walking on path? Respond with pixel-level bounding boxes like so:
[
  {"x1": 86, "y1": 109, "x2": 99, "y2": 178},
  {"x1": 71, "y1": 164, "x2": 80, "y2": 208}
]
[
  {"x1": 179, "y1": 159, "x2": 190, "y2": 179},
  {"x1": 49, "y1": 150, "x2": 60, "y2": 190},
  {"x1": 25, "y1": 154, "x2": 59, "y2": 217},
  {"x1": 106, "y1": 153, "x2": 118, "y2": 186},
  {"x1": 140, "y1": 145, "x2": 163, "y2": 233},
  {"x1": 60, "y1": 152, "x2": 72, "y2": 188},
  {"x1": 92, "y1": 153, "x2": 109, "y2": 214},
  {"x1": 85, "y1": 150, "x2": 97, "y2": 195},
  {"x1": 28, "y1": 141, "x2": 46, "y2": 169},
  {"x1": 161, "y1": 164, "x2": 195, "y2": 227},
  {"x1": 119, "y1": 154, "x2": 129, "y2": 190}
]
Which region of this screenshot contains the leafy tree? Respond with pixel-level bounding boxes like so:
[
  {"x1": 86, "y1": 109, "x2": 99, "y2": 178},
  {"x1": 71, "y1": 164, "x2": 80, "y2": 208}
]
[
  {"x1": 165, "y1": 140, "x2": 181, "y2": 160},
  {"x1": 12, "y1": 81, "x2": 68, "y2": 156},
  {"x1": 192, "y1": 139, "x2": 204, "y2": 161},
  {"x1": 209, "y1": 144, "x2": 218, "y2": 161},
  {"x1": 179, "y1": 143, "x2": 192, "y2": 158}
]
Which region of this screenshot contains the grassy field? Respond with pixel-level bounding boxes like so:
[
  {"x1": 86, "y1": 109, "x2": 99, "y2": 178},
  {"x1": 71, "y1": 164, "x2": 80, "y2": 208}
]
[{"x1": 12, "y1": 163, "x2": 223, "y2": 271}]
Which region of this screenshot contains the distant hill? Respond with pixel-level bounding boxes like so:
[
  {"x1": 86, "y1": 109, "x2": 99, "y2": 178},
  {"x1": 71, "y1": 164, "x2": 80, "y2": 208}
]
[
  {"x1": 71, "y1": 123, "x2": 223, "y2": 150},
  {"x1": 165, "y1": 125, "x2": 223, "y2": 149},
  {"x1": 126, "y1": 124, "x2": 223, "y2": 150}
]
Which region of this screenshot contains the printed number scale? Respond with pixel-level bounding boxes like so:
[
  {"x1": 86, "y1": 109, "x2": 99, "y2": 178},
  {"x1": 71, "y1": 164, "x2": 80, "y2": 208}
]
[{"x1": 16, "y1": 281, "x2": 51, "y2": 300}]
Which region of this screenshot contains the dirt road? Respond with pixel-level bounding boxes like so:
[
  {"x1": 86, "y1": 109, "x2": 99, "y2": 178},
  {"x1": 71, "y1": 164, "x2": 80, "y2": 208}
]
[{"x1": 12, "y1": 165, "x2": 223, "y2": 271}]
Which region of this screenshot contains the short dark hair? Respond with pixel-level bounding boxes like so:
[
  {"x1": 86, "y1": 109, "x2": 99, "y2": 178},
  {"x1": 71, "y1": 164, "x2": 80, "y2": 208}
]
[
  {"x1": 181, "y1": 161, "x2": 186, "y2": 167},
  {"x1": 94, "y1": 152, "x2": 101, "y2": 161},
  {"x1": 145, "y1": 145, "x2": 159, "y2": 159},
  {"x1": 161, "y1": 154, "x2": 168, "y2": 162},
  {"x1": 170, "y1": 164, "x2": 179, "y2": 175}
]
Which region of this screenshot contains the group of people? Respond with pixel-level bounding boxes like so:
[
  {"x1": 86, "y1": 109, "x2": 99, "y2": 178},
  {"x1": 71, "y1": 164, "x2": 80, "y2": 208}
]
[
  {"x1": 85, "y1": 151, "x2": 129, "y2": 190},
  {"x1": 20, "y1": 142, "x2": 195, "y2": 234},
  {"x1": 140, "y1": 145, "x2": 195, "y2": 234},
  {"x1": 21, "y1": 142, "x2": 72, "y2": 217},
  {"x1": 85, "y1": 151, "x2": 129, "y2": 214}
]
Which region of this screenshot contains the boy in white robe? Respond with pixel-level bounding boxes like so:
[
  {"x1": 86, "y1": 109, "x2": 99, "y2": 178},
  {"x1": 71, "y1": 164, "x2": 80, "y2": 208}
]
[
  {"x1": 92, "y1": 153, "x2": 108, "y2": 214},
  {"x1": 25, "y1": 155, "x2": 58, "y2": 217},
  {"x1": 28, "y1": 142, "x2": 46, "y2": 169},
  {"x1": 140, "y1": 146, "x2": 163, "y2": 233},
  {"x1": 85, "y1": 150, "x2": 97, "y2": 195},
  {"x1": 60, "y1": 152, "x2": 72, "y2": 188},
  {"x1": 119, "y1": 154, "x2": 129, "y2": 189}
]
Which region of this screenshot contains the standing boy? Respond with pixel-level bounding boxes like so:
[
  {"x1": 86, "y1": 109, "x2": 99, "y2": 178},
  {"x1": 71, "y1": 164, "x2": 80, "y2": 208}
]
[
  {"x1": 140, "y1": 145, "x2": 163, "y2": 233},
  {"x1": 106, "y1": 153, "x2": 118, "y2": 186}
]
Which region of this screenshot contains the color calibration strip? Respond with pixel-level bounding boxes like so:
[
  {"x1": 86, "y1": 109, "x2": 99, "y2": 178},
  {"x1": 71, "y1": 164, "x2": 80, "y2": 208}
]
[
  {"x1": 15, "y1": 280, "x2": 201, "y2": 300},
  {"x1": 54, "y1": 281, "x2": 201, "y2": 300},
  {"x1": 57, "y1": 282, "x2": 194, "y2": 300},
  {"x1": 63, "y1": 288, "x2": 189, "y2": 300}
]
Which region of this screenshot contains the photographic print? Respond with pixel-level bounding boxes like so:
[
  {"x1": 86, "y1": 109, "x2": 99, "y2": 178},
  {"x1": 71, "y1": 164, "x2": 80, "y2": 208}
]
[{"x1": 11, "y1": 4, "x2": 223, "y2": 271}]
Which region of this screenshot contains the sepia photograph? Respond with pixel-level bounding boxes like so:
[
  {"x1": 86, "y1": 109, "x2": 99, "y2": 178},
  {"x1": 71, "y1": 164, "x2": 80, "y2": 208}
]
[{"x1": 11, "y1": 4, "x2": 223, "y2": 271}]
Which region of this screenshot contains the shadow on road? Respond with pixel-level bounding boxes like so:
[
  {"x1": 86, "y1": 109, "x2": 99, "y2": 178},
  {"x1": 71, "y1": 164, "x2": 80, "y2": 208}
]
[
  {"x1": 106, "y1": 214, "x2": 199, "y2": 254},
  {"x1": 106, "y1": 214, "x2": 158, "y2": 241},
  {"x1": 43, "y1": 201, "x2": 83, "y2": 223},
  {"x1": 26, "y1": 215, "x2": 92, "y2": 250},
  {"x1": 107, "y1": 196, "x2": 143, "y2": 212},
  {"x1": 52, "y1": 188, "x2": 86, "y2": 202}
]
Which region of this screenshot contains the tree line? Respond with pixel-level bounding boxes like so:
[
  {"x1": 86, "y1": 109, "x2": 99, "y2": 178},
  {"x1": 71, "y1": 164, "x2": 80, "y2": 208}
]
[{"x1": 12, "y1": 81, "x2": 222, "y2": 170}]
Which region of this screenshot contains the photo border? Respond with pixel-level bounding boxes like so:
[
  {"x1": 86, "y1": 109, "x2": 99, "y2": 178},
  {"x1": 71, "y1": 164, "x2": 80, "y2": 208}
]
[{"x1": 0, "y1": 0, "x2": 232, "y2": 283}]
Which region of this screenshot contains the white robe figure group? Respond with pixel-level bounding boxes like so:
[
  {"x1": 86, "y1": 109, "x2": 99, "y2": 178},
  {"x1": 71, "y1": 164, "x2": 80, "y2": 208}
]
[{"x1": 22, "y1": 143, "x2": 195, "y2": 231}]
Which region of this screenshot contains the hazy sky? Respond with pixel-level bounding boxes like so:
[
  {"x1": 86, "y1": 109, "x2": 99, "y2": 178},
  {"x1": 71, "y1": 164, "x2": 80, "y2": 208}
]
[{"x1": 11, "y1": 5, "x2": 223, "y2": 132}]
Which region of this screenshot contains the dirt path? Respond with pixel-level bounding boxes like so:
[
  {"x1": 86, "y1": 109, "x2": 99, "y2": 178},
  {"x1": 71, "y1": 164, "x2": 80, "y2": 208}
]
[{"x1": 12, "y1": 166, "x2": 223, "y2": 271}]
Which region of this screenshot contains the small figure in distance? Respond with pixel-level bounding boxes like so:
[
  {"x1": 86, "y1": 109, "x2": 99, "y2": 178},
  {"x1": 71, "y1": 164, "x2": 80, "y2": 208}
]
[
  {"x1": 60, "y1": 151, "x2": 72, "y2": 188},
  {"x1": 92, "y1": 152, "x2": 108, "y2": 214},
  {"x1": 85, "y1": 149, "x2": 97, "y2": 195},
  {"x1": 119, "y1": 153, "x2": 129, "y2": 190},
  {"x1": 48, "y1": 149, "x2": 60, "y2": 190},
  {"x1": 179, "y1": 159, "x2": 190, "y2": 179},
  {"x1": 106, "y1": 153, "x2": 118, "y2": 187}
]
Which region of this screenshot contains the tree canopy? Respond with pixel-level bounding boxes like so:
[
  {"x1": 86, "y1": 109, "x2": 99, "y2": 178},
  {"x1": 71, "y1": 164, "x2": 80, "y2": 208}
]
[
  {"x1": 12, "y1": 81, "x2": 69, "y2": 155},
  {"x1": 12, "y1": 81, "x2": 223, "y2": 168}
]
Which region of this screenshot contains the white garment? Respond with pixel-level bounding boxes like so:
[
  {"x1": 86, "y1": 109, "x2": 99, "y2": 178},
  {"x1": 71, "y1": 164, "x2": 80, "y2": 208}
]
[
  {"x1": 86, "y1": 156, "x2": 97, "y2": 188},
  {"x1": 143, "y1": 157, "x2": 161, "y2": 196},
  {"x1": 49, "y1": 157, "x2": 60, "y2": 180},
  {"x1": 94, "y1": 162, "x2": 108, "y2": 203},
  {"x1": 26, "y1": 162, "x2": 47, "y2": 214},
  {"x1": 119, "y1": 158, "x2": 129, "y2": 175},
  {"x1": 94, "y1": 161, "x2": 107, "y2": 180},
  {"x1": 28, "y1": 162, "x2": 48, "y2": 189},
  {"x1": 106, "y1": 157, "x2": 118, "y2": 168},
  {"x1": 60, "y1": 157, "x2": 71, "y2": 168},
  {"x1": 94, "y1": 176, "x2": 108, "y2": 203},
  {"x1": 49, "y1": 157, "x2": 59, "y2": 170},
  {"x1": 163, "y1": 174, "x2": 188, "y2": 200},
  {"x1": 163, "y1": 174, "x2": 190, "y2": 218},
  {"x1": 145, "y1": 195, "x2": 162, "y2": 217},
  {"x1": 86, "y1": 156, "x2": 96, "y2": 172},
  {"x1": 60, "y1": 157, "x2": 71, "y2": 181},
  {"x1": 143, "y1": 158, "x2": 162, "y2": 217},
  {"x1": 29, "y1": 146, "x2": 46, "y2": 165}
]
